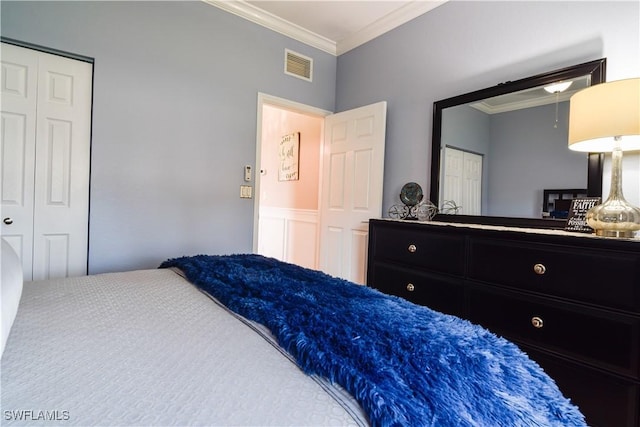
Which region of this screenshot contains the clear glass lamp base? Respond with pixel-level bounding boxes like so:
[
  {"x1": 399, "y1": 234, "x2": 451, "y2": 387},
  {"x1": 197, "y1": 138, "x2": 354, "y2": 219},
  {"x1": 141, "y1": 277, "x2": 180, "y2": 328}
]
[
  {"x1": 586, "y1": 139, "x2": 640, "y2": 239},
  {"x1": 586, "y1": 199, "x2": 640, "y2": 238}
]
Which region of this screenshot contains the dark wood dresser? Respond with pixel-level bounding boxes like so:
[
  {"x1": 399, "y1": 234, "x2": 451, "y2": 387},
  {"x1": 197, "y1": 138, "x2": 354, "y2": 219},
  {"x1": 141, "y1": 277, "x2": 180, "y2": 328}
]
[{"x1": 367, "y1": 218, "x2": 640, "y2": 427}]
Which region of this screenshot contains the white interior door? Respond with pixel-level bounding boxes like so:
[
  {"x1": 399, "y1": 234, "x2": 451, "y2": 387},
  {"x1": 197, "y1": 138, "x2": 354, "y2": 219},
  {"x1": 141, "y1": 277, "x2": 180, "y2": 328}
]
[
  {"x1": 319, "y1": 101, "x2": 386, "y2": 284},
  {"x1": 1, "y1": 43, "x2": 92, "y2": 281}
]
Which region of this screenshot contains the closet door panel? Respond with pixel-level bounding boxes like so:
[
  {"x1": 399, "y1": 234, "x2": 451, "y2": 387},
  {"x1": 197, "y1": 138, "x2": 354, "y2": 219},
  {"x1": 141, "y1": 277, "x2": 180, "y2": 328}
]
[
  {"x1": 1, "y1": 43, "x2": 38, "y2": 280},
  {"x1": 33, "y1": 50, "x2": 92, "y2": 280}
]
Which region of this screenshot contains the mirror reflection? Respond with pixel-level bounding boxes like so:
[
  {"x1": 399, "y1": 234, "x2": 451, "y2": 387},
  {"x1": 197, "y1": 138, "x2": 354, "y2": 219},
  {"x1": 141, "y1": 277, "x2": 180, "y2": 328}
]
[{"x1": 430, "y1": 59, "x2": 606, "y2": 226}]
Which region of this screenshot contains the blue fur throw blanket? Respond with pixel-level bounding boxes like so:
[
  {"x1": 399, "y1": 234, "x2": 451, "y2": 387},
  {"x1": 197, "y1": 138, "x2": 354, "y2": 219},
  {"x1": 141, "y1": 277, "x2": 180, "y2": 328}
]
[{"x1": 160, "y1": 254, "x2": 585, "y2": 427}]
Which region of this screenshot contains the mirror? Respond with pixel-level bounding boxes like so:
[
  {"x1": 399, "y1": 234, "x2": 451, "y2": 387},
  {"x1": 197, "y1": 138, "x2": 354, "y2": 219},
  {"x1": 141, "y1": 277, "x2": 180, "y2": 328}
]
[{"x1": 430, "y1": 59, "x2": 606, "y2": 228}]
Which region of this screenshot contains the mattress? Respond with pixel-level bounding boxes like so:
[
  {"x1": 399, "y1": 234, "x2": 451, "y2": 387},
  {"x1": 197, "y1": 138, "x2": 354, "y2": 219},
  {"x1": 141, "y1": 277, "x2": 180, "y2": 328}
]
[{"x1": 1, "y1": 268, "x2": 367, "y2": 426}]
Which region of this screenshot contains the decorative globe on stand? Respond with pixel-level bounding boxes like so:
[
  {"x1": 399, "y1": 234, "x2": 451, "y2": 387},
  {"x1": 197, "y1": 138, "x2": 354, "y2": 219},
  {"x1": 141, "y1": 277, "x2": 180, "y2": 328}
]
[
  {"x1": 388, "y1": 204, "x2": 409, "y2": 219},
  {"x1": 389, "y1": 182, "x2": 436, "y2": 220},
  {"x1": 415, "y1": 200, "x2": 438, "y2": 221},
  {"x1": 399, "y1": 182, "x2": 423, "y2": 209}
]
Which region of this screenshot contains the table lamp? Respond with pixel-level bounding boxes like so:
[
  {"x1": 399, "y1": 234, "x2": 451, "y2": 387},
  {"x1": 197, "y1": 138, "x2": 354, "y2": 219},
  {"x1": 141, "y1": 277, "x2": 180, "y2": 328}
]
[{"x1": 568, "y1": 78, "x2": 640, "y2": 238}]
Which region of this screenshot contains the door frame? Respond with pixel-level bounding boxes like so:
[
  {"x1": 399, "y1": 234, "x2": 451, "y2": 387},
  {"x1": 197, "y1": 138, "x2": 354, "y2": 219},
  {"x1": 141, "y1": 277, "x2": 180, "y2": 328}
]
[
  {"x1": 252, "y1": 93, "x2": 331, "y2": 254},
  {"x1": 1, "y1": 36, "x2": 94, "y2": 64}
]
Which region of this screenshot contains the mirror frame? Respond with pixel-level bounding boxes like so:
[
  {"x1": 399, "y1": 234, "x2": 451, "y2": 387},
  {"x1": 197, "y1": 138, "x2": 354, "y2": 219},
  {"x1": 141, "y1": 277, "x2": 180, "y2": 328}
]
[{"x1": 429, "y1": 58, "x2": 607, "y2": 229}]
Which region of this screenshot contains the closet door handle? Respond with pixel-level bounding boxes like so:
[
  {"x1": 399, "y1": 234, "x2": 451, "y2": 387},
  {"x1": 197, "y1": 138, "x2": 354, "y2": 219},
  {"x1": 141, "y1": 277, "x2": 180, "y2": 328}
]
[
  {"x1": 408, "y1": 244, "x2": 417, "y2": 253},
  {"x1": 406, "y1": 283, "x2": 415, "y2": 292},
  {"x1": 3, "y1": 217, "x2": 13, "y2": 225}
]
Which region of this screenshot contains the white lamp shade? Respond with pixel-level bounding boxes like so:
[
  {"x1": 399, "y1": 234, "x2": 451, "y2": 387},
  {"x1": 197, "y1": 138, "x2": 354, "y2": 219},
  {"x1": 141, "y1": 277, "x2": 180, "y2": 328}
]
[{"x1": 568, "y1": 78, "x2": 640, "y2": 152}]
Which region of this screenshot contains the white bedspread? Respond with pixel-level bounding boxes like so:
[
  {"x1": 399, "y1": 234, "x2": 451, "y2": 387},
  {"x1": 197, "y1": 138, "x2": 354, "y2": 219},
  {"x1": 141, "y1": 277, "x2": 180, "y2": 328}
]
[{"x1": 1, "y1": 269, "x2": 367, "y2": 426}]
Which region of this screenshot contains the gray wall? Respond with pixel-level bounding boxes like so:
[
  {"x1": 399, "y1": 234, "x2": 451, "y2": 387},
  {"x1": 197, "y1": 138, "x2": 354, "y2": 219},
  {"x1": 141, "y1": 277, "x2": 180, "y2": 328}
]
[
  {"x1": 487, "y1": 102, "x2": 587, "y2": 218},
  {"x1": 1, "y1": 1, "x2": 337, "y2": 273},
  {"x1": 441, "y1": 102, "x2": 586, "y2": 219},
  {"x1": 440, "y1": 104, "x2": 491, "y2": 213},
  {"x1": 3, "y1": 1, "x2": 639, "y2": 273},
  {"x1": 335, "y1": 1, "x2": 640, "y2": 214}
]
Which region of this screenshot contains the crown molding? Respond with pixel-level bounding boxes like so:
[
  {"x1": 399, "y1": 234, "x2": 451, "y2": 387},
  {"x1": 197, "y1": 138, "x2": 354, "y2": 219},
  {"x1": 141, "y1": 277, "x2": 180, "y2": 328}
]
[
  {"x1": 470, "y1": 91, "x2": 576, "y2": 115},
  {"x1": 204, "y1": 0, "x2": 337, "y2": 55},
  {"x1": 337, "y1": 1, "x2": 448, "y2": 55},
  {"x1": 204, "y1": 0, "x2": 447, "y2": 57}
]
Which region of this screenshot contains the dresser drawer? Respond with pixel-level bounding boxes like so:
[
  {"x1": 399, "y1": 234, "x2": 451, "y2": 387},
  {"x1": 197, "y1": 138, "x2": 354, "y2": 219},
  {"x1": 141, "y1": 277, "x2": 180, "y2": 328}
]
[
  {"x1": 370, "y1": 224, "x2": 465, "y2": 276},
  {"x1": 468, "y1": 238, "x2": 640, "y2": 311},
  {"x1": 467, "y1": 287, "x2": 640, "y2": 379},
  {"x1": 525, "y1": 347, "x2": 640, "y2": 427},
  {"x1": 371, "y1": 263, "x2": 463, "y2": 316}
]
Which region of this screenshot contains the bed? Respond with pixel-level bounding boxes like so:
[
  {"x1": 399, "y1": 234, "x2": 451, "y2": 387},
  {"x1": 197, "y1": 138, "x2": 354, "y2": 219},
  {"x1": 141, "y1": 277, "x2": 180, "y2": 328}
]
[{"x1": 1, "y1": 240, "x2": 586, "y2": 426}]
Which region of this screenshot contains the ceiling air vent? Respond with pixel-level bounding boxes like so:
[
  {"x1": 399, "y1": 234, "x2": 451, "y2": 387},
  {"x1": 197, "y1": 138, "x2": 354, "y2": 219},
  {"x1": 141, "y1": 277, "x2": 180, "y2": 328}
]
[{"x1": 285, "y1": 49, "x2": 312, "y2": 82}]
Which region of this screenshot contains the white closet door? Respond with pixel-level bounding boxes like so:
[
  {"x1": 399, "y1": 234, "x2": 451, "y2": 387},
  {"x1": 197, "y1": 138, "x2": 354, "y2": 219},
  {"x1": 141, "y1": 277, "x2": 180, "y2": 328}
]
[
  {"x1": 1, "y1": 43, "x2": 92, "y2": 281},
  {"x1": 442, "y1": 147, "x2": 482, "y2": 215},
  {"x1": 462, "y1": 151, "x2": 482, "y2": 215},
  {"x1": 442, "y1": 146, "x2": 463, "y2": 210},
  {"x1": 1, "y1": 44, "x2": 38, "y2": 279},
  {"x1": 32, "y1": 48, "x2": 92, "y2": 280}
]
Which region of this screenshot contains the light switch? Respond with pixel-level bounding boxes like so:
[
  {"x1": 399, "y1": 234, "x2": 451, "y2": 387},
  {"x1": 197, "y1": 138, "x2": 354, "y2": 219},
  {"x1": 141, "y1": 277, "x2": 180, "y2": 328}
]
[{"x1": 240, "y1": 185, "x2": 252, "y2": 199}]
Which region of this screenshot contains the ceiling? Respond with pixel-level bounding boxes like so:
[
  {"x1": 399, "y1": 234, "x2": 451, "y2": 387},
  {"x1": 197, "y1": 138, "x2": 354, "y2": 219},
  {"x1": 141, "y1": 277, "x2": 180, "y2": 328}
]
[
  {"x1": 469, "y1": 75, "x2": 592, "y2": 115},
  {"x1": 206, "y1": 0, "x2": 447, "y2": 55},
  {"x1": 206, "y1": 0, "x2": 578, "y2": 108}
]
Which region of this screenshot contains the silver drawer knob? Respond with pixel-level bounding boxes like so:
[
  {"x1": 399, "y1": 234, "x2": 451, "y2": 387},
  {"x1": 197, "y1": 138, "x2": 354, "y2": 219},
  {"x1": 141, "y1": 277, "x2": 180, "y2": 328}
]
[
  {"x1": 533, "y1": 263, "x2": 546, "y2": 275},
  {"x1": 406, "y1": 283, "x2": 415, "y2": 292},
  {"x1": 408, "y1": 244, "x2": 417, "y2": 253},
  {"x1": 531, "y1": 316, "x2": 544, "y2": 329}
]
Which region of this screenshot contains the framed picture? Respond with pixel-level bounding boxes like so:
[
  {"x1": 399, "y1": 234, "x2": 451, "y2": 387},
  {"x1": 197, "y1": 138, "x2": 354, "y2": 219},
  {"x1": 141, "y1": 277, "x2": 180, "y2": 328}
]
[{"x1": 279, "y1": 132, "x2": 300, "y2": 181}]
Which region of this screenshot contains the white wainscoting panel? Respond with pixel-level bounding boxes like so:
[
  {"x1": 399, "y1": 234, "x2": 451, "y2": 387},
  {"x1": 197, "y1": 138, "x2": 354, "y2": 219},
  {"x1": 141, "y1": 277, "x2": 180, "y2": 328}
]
[{"x1": 258, "y1": 207, "x2": 319, "y2": 270}]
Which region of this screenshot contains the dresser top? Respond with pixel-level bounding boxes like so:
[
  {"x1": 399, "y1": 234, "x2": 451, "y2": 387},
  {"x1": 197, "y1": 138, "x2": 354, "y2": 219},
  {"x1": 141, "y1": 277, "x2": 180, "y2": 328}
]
[{"x1": 373, "y1": 218, "x2": 640, "y2": 244}]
